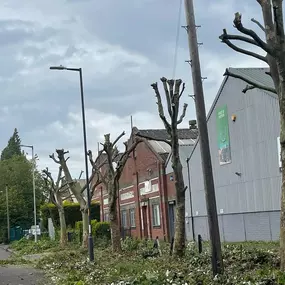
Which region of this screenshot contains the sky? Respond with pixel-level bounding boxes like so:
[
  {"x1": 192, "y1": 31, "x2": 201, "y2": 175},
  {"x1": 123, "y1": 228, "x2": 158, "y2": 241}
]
[{"x1": 0, "y1": 0, "x2": 268, "y2": 177}]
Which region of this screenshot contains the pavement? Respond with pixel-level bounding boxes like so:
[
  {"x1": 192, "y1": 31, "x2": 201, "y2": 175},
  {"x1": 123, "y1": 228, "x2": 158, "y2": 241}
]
[{"x1": 0, "y1": 245, "x2": 45, "y2": 285}]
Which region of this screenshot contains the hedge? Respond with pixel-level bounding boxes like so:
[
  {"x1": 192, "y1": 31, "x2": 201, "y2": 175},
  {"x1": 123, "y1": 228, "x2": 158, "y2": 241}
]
[
  {"x1": 75, "y1": 220, "x2": 111, "y2": 242},
  {"x1": 40, "y1": 201, "x2": 100, "y2": 229}
]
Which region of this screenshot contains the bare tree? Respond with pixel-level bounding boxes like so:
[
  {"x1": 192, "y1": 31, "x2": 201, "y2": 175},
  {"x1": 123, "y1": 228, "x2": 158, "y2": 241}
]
[
  {"x1": 42, "y1": 166, "x2": 68, "y2": 246},
  {"x1": 90, "y1": 132, "x2": 142, "y2": 252},
  {"x1": 136, "y1": 77, "x2": 188, "y2": 257},
  {"x1": 49, "y1": 149, "x2": 101, "y2": 248},
  {"x1": 219, "y1": 1, "x2": 285, "y2": 269}
]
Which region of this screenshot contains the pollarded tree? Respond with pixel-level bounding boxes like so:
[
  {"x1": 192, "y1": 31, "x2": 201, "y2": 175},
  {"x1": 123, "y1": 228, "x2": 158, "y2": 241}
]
[
  {"x1": 1, "y1": 128, "x2": 22, "y2": 161},
  {"x1": 42, "y1": 166, "x2": 69, "y2": 246},
  {"x1": 49, "y1": 149, "x2": 102, "y2": 248},
  {"x1": 136, "y1": 78, "x2": 188, "y2": 257},
  {"x1": 219, "y1": 0, "x2": 285, "y2": 269},
  {"x1": 88, "y1": 133, "x2": 141, "y2": 252}
]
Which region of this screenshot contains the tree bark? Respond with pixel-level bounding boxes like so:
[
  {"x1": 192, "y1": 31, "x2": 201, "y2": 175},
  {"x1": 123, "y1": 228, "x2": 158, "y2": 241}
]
[
  {"x1": 58, "y1": 207, "x2": 67, "y2": 246},
  {"x1": 277, "y1": 59, "x2": 285, "y2": 270},
  {"x1": 172, "y1": 130, "x2": 186, "y2": 257},
  {"x1": 108, "y1": 180, "x2": 122, "y2": 252},
  {"x1": 81, "y1": 209, "x2": 89, "y2": 248}
]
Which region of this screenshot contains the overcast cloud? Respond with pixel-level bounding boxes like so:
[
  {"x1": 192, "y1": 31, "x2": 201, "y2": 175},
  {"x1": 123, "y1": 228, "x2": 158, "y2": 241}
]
[{"x1": 0, "y1": 0, "x2": 267, "y2": 177}]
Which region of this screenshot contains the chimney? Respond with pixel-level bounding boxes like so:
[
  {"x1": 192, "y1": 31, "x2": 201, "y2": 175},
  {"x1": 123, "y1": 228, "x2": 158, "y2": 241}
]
[{"x1": 189, "y1": 120, "x2": 197, "y2": 129}]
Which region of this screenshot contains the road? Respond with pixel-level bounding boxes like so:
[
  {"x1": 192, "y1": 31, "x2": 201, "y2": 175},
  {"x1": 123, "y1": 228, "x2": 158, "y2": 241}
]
[{"x1": 0, "y1": 245, "x2": 45, "y2": 285}]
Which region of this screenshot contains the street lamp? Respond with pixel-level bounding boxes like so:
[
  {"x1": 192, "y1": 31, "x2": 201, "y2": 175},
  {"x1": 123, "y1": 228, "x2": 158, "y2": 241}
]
[
  {"x1": 49, "y1": 65, "x2": 94, "y2": 262},
  {"x1": 20, "y1": 144, "x2": 37, "y2": 242},
  {"x1": 0, "y1": 184, "x2": 10, "y2": 243}
]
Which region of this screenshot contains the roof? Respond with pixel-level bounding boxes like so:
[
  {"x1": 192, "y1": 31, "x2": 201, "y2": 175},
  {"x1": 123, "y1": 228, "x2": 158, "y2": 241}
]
[
  {"x1": 227, "y1": 67, "x2": 275, "y2": 91},
  {"x1": 133, "y1": 127, "x2": 198, "y2": 162},
  {"x1": 137, "y1": 128, "x2": 198, "y2": 141},
  {"x1": 188, "y1": 67, "x2": 277, "y2": 160}
]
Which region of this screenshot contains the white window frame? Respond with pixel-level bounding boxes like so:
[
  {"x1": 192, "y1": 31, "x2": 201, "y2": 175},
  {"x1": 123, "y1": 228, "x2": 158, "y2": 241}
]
[
  {"x1": 152, "y1": 204, "x2": 161, "y2": 227},
  {"x1": 129, "y1": 208, "x2": 136, "y2": 228},
  {"x1": 121, "y1": 210, "x2": 128, "y2": 229}
]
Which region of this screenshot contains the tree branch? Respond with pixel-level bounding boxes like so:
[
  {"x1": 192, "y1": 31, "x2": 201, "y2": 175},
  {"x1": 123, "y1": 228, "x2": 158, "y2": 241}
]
[
  {"x1": 178, "y1": 82, "x2": 186, "y2": 99},
  {"x1": 151, "y1": 82, "x2": 171, "y2": 133},
  {"x1": 177, "y1": 103, "x2": 188, "y2": 124},
  {"x1": 220, "y1": 29, "x2": 268, "y2": 63},
  {"x1": 233, "y1": 12, "x2": 273, "y2": 55},
  {"x1": 251, "y1": 18, "x2": 265, "y2": 32},
  {"x1": 219, "y1": 31, "x2": 260, "y2": 47},
  {"x1": 49, "y1": 153, "x2": 60, "y2": 164},
  {"x1": 112, "y1": 131, "x2": 126, "y2": 147},
  {"x1": 224, "y1": 68, "x2": 277, "y2": 94},
  {"x1": 115, "y1": 138, "x2": 143, "y2": 181},
  {"x1": 160, "y1": 77, "x2": 172, "y2": 117},
  {"x1": 135, "y1": 131, "x2": 172, "y2": 146}
]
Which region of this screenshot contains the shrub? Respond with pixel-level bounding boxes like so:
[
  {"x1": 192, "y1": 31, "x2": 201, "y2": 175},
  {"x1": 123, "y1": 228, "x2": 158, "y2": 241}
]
[
  {"x1": 74, "y1": 220, "x2": 110, "y2": 244},
  {"x1": 40, "y1": 202, "x2": 100, "y2": 229},
  {"x1": 11, "y1": 237, "x2": 58, "y2": 255}
]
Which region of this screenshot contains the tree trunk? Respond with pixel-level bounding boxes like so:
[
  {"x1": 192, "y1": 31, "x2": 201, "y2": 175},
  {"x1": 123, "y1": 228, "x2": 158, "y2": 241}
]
[
  {"x1": 278, "y1": 66, "x2": 285, "y2": 269},
  {"x1": 81, "y1": 209, "x2": 89, "y2": 248},
  {"x1": 274, "y1": 58, "x2": 285, "y2": 270},
  {"x1": 58, "y1": 207, "x2": 67, "y2": 246},
  {"x1": 108, "y1": 181, "x2": 122, "y2": 252},
  {"x1": 172, "y1": 132, "x2": 186, "y2": 257}
]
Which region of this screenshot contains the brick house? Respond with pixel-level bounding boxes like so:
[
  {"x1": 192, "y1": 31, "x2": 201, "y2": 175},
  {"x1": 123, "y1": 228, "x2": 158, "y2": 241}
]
[{"x1": 92, "y1": 124, "x2": 198, "y2": 241}]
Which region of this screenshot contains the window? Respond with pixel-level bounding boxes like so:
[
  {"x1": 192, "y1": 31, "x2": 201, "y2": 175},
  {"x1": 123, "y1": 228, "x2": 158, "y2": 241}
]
[
  {"x1": 129, "y1": 208, "x2": 136, "y2": 228},
  {"x1": 121, "y1": 210, "x2": 128, "y2": 229},
  {"x1": 152, "y1": 204, "x2": 161, "y2": 227},
  {"x1": 104, "y1": 211, "x2": 109, "y2": 222}
]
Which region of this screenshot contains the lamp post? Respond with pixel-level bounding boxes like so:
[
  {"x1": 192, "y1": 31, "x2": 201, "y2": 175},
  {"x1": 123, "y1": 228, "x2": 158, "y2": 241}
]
[
  {"x1": 1, "y1": 185, "x2": 10, "y2": 243},
  {"x1": 21, "y1": 144, "x2": 37, "y2": 242},
  {"x1": 49, "y1": 65, "x2": 94, "y2": 262}
]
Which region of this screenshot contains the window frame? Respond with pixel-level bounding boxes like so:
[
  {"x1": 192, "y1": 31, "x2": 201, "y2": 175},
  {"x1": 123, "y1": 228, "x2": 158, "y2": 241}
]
[
  {"x1": 129, "y1": 208, "x2": 136, "y2": 228},
  {"x1": 152, "y1": 204, "x2": 161, "y2": 228},
  {"x1": 121, "y1": 209, "x2": 128, "y2": 229}
]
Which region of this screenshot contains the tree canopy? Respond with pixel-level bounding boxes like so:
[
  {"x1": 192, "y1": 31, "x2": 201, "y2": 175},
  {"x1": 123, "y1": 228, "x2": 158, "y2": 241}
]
[{"x1": 1, "y1": 128, "x2": 22, "y2": 160}]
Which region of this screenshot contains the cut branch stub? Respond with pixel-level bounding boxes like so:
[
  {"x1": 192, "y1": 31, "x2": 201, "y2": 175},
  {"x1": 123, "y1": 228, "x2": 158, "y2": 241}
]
[
  {"x1": 56, "y1": 149, "x2": 68, "y2": 161},
  {"x1": 219, "y1": 29, "x2": 268, "y2": 63},
  {"x1": 177, "y1": 103, "x2": 188, "y2": 124},
  {"x1": 104, "y1": 134, "x2": 111, "y2": 144},
  {"x1": 49, "y1": 153, "x2": 60, "y2": 164},
  {"x1": 232, "y1": 12, "x2": 272, "y2": 55},
  {"x1": 167, "y1": 79, "x2": 175, "y2": 100}
]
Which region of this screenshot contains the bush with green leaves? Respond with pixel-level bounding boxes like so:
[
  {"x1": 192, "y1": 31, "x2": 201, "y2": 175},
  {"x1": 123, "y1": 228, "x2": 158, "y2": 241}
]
[
  {"x1": 74, "y1": 220, "x2": 111, "y2": 245},
  {"x1": 40, "y1": 201, "x2": 100, "y2": 229}
]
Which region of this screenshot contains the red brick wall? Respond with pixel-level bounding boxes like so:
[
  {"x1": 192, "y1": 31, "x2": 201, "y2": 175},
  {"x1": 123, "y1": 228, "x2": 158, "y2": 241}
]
[
  {"x1": 166, "y1": 173, "x2": 176, "y2": 201},
  {"x1": 91, "y1": 140, "x2": 172, "y2": 241}
]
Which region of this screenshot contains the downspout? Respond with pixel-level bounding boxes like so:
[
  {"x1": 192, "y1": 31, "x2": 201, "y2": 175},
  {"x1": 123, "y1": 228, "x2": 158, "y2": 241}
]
[
  {"x1": 186, "y1": 158, "x2": 195, "y2": 241},
  {"x1": 157, "y1": 160, "x2": 166, "y2": 241}
]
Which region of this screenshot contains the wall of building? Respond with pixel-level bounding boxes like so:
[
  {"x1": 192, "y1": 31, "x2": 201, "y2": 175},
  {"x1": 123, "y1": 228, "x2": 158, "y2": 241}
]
[
  {"x1": 186, "y1": 75, "x2": 281, "y2": 241},
  {"x1": 93, "y1": 140, "x2": 169, "y2": 240}
]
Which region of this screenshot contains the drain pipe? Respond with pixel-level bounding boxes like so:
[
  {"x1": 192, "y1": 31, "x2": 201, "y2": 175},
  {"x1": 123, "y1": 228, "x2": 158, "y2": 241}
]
[{"x1": 186, "y1": 157, "x2": 195, "y2": 241}]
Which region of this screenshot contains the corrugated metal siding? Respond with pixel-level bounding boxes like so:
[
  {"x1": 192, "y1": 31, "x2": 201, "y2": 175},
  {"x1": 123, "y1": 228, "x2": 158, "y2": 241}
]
[
  {"x1": 186, "y1": 211, "x2": 280, "y2": 242},
  {"x1": 187, "y1": 75, "x2": 281, "y2": 220}
]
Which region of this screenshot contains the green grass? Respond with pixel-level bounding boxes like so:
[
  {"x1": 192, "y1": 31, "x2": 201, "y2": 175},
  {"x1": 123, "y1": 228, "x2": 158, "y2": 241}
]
[{"x1": 9, "y1": 237, "x2": 285, "y2": 284}]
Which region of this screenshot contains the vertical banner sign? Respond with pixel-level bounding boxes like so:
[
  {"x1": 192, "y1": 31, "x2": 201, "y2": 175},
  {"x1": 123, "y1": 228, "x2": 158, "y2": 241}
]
[{"x1": 216, "y1": 105, "x2": 231, "y2": 165}]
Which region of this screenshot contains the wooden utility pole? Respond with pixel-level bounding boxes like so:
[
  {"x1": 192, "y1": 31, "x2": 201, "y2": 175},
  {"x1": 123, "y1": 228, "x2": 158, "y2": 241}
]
[{"x1": 184, "y1": 0, "x2": 223, "y2": 275}]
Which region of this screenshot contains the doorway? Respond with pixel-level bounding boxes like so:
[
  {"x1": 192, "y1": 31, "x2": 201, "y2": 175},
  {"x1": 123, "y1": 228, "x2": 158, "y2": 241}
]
[{"x1": 142, "y1": 206, "x2": 148, "y2": 238}]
